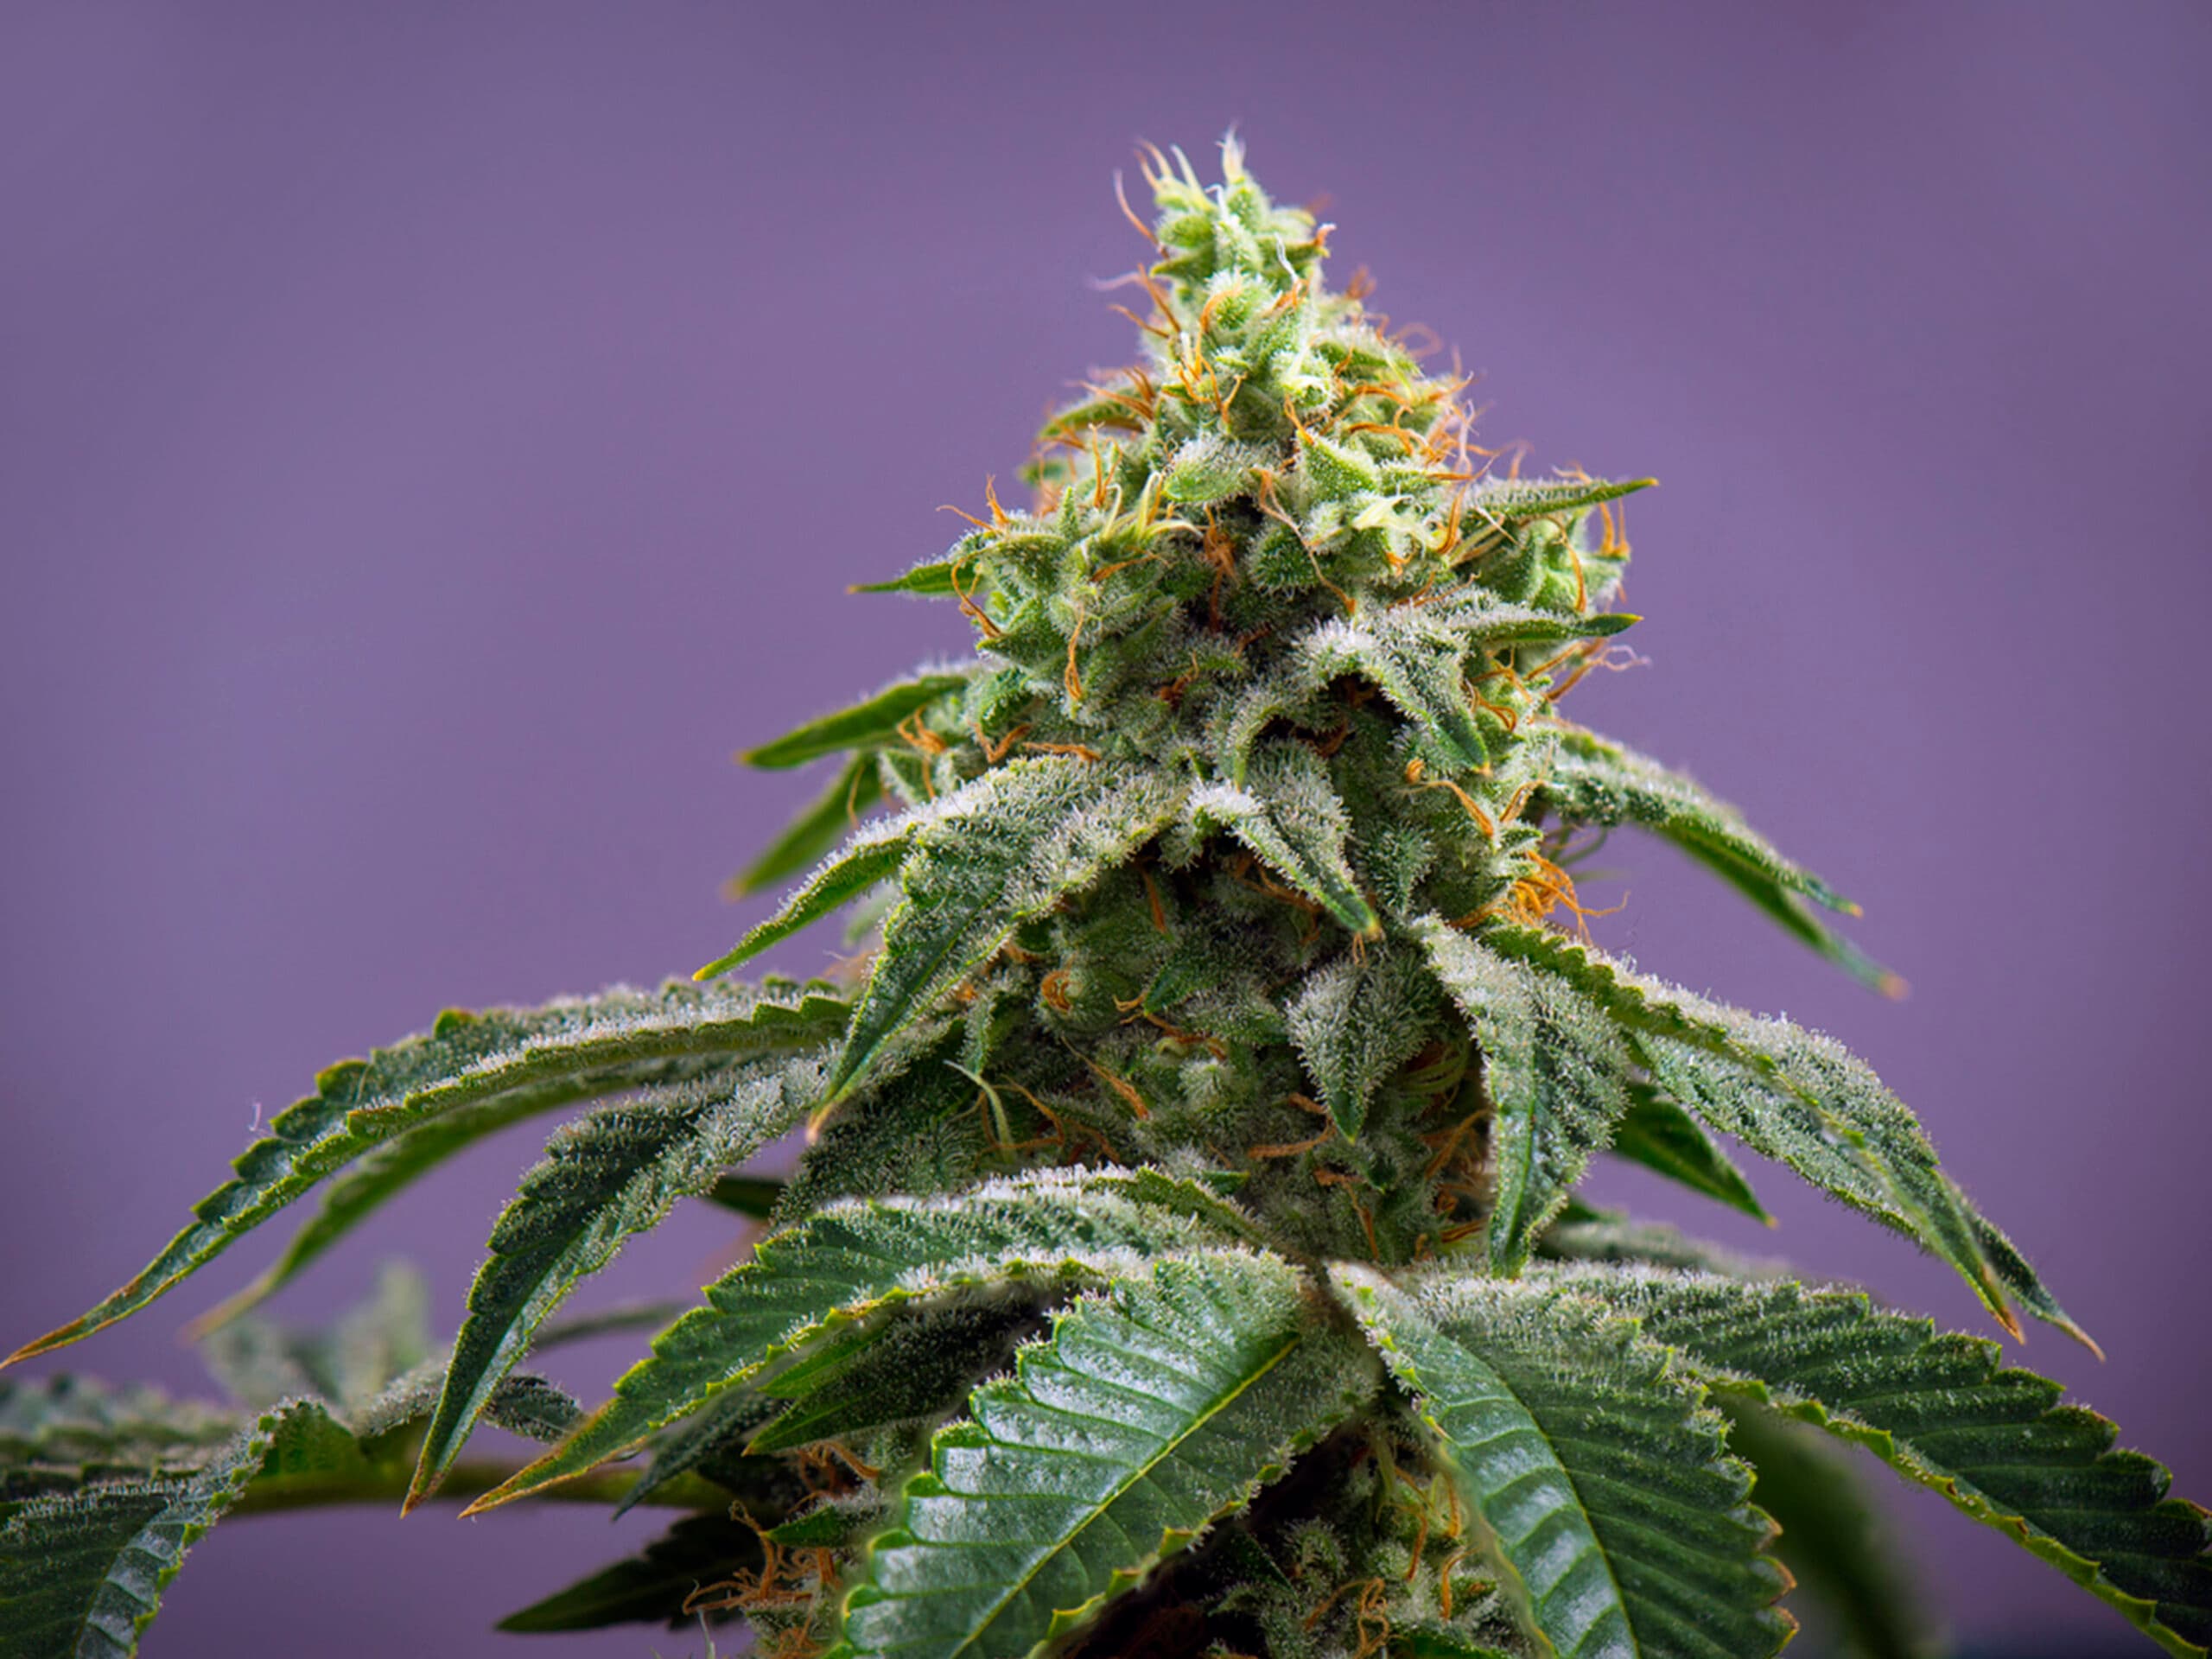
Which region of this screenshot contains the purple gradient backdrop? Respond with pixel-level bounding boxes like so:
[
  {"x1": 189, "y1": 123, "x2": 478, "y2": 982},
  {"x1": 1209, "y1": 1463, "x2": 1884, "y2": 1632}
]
[{"x1": 3, "y1": 3, "x2": 2207, "y2": 1653}]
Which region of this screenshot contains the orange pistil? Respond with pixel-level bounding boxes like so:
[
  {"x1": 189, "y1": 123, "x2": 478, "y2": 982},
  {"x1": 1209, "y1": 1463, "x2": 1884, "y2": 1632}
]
[
  {"x1": 1064, "y1": 612, "x2": 1086, "y2": 702},
  {"x1": 682, "y1": 1508, "x2": 836, "y2": 1643},
  {"x1": 1404, "y1": 758, "x2": 1497, "y2": 837},
  {"x1": 1112, "y1": 168, "x2": 1162, "y2": 251},
  {"x1": 1084, "y1": 1058, "x2": 1151, "y2": 1120},
  {"x1": 895, "y1": 710, "x2": 946, "y2": 757},
  {"x1": 1253, "y1": 467, "x2": 1354, "y2": 618},
  {"x1": 1137, "y1": 864, "x2": 1170, "y2": 934},
  {"x1": 944, "y1": 553, "x2": 1001, "y2": 640},
  {"x1": 1039, "y1": 968, "x2": 1073, "y2": 1014},
  {"x1": 1249, "y1": 1091, "x2": 1334, "y2": 1160},
  {"x1": 972, "y1": 721, "x2": 1030, "y2": 765},
  {"x1": 1458, "y1": 852, "x2": 1627, "y2": 939},
  {"x1": 1022, "y1": 739, "x2": 1102, "y2": 762}
]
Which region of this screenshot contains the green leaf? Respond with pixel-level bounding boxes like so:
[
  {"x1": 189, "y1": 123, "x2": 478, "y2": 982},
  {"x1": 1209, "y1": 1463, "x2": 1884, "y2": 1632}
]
[
  {"x1": 1535, "y1": 1210, "x2": 1779, "y2": 1279},
  {"x1": 743, "y1": 671, "x2": 971, "y2": 770},
  {"x1": 749, "y1": 1300, "x2": 1039, "y2": 1455},
  {"x1": 732, "y1": 752, "x2": 888, "y2": 897},
  {"x1": 464, "y1": 1169, "x2": 1245, "y2": 1512},
  {"x1": 1332, "y1": 1267, "x2": 1792, "y2": 1659},
  {"x1": 696, "y1": 817, "x2": 916, "y2": 979},
  {"x1": 1540, "y1": 728, "x2": 1899, "y2": 995},
  {"x1": 1414, "y1": 918, "x2": 1639, "y2": 1270},
  {"x1": 852, "y1": 559, "x2": 961, "y2": 596},
  {"x1": 5, "y1": 985, "x2": 848, "y2": 1365},
  {"x1": 0, "y1": 1401, "x2": 346, "y2": 1659},
  {"x1": 1479, "y1": 924, "x2": 2080, "y2": 1344},
  {"x1": 776, "y1": 1046, "x2": 988, "y2": 1217},
  {"x1": 1389, "y1": 1634, "x2": 1523, "y2": 1659},
  {"x1": 1188, "y1": 741, "x2": 1378, "y2": 939},
  {"x1": 832, "y1": 1254, "x2": 1375, "y2": 1659},
  {"x1": 0, "y1": 1301, "x2": 585, "y2": 1525},
  {"x1": 0, "y1": 1379, "x2": 238, "y2": 1503},
  {"x1": 408, "y1": 1055, "x2": 823, "y2": 1504},
  {"x1": 1297, "y1": 612, "x2": 1490, "y2": 773},
  {"x1": 1463, "y1": 474, "x2": 1656, "y2": 526},
  {"x1": 1609, "y1": 1084, "x2": 1771, "y2": 1224},
  {"x1": 302, "y1": 1352, "x2": 582, "y2": 1453},
  {"x1": 1564, "y1": 1268, "x2": 2212, "y2": 1657},
  {"x1": 827, "y1": 757, "x2": 1186, "y2": 1102},
  {"x1": 1719, "y1": 1398, "x2": 1933, "y2": 1659},
  {"x1": 1421, "y1": 587, "x2": 1642, "y2": 651},
  {"x1": 197, "y1": 1262, "x2": 431, "y2": 1413},
  {"x1": 605, "y1": 1389, "x2": 785, "y2": 1521},
  {"x1": 0, "y1": 1451, "x2": 260, "y2": 1659},
  {"x1": 496, "y1": 1510, "x2": 761, "y2": 1632},
  {"x1": 1280, "y1": 598, "x2": 1635, "y2": 777},
  {"x1": 1285, "y1": 942, "x2": 1439, "y2": 1138},
  {"x1": 704, "y1": 1173, "x2": 784, "y2": 1217}
]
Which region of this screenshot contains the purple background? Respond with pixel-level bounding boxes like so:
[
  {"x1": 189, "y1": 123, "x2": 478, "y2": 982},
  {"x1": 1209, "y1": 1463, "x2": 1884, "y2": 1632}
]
[{"x1": 3, "y1": 3, "x2": 2207, "y2": 1653}]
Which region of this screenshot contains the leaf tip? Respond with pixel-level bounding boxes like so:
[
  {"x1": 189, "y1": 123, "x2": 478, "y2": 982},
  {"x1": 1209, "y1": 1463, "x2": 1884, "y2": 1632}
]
[
  {"x1": 3, "y1": 1322, "x2": 79, "y2": 1368},
  {"x1": 1877, "y1": 970, "x2": 1910, "y2": 1001},
  {"x1": 2059, "y1": 1318, "x2": 2107, "y2": 1363},
  {"x1": 693, "y1": 950, "x2": 743, "y2": 983}
]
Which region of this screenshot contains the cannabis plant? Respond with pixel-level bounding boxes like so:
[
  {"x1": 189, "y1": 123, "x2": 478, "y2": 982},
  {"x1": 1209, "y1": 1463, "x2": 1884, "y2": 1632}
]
[{"x1": 3, "y1": 139, "x2": 2204, "y2": 1659}]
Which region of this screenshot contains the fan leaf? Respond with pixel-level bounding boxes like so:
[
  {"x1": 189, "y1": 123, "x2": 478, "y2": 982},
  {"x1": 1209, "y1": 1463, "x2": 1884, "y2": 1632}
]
[
  {"x1": 697, "y1": 817, "x2": 917, "y2": 978},
  {"x1": 1188, "y1": 741, "x2": 1379, "y2": 939},
  {"x1": 407, "y1": 1053, "x2": 825, "y2": 1504},
  {"x1": 0, "y1": 1401, "x2": 350, "y2": 1659},
  {"x1": 1294, "y1": 613, "x2": 1487, "y2": 774},
  {"x1": 1284, "y1": 942, "x2": 1439, "y2": 1139},
  {"x1": 1479, "y1": 924, "x2": 2078, "y2": 1344},
  {"x1": 826, "y1": 757, "x2": 1185, "y2": 1102},
  {"x1": 1414, "y1": 918, "x2": 1640, "y2": 1270},
  {"x1": 1609, "y1": 1084, "x2": 1771, "y2": 1225},
  {"x1": 464, "y1": 1168, "x2": 1246, "y2": 1512},
  {"x1": 0, "y1": 1379, "x2": 238, "y2": 1503},
  {"x1": 1560, "y1": 1267, "x2": 2212, "y2": 1657},
  {"x1": 1719, "y1": 1398, "x2": 1934, "y2": 1659},
  {"x1": 743, "y1": 671, "x2": 972, "y2": 770},
  {"x1": 1539, "y1": 728, "x2": 1897, "y2": 995},
  {"x1": 852, "y1": 559, "x2": 961, "y2": 597},
  {"x1": 496, "y1": 1510, "x2": 765, "y2": 1632},
  {"x1": 6, "y1": 985, "x2": 848, "y2": 1365},
  {"x1": 733, "y1": 752, "x2": 888, "y2": 897},
  {"x1": 832, "y1": 1253, "x2": 1374, "y2": 1659},
  {"x1": 748, "y1": 1301, "x2": 1039, "y2": 1457},
  {"x1": 1464, "y1": 474, "x2": 1656, "y2": 524},
  {"x1": 1286, "y1": 597, "x2": 1635, "y2": 777},
  {"x1": 1333, "y1": 1266, "x2": 1792, "y2": 1659}
]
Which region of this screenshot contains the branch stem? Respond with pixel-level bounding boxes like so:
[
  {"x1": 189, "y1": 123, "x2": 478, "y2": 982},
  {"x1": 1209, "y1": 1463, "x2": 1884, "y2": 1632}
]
[{"x1": 228, "y1": 1461, "x2": 728, "y2": 1518}]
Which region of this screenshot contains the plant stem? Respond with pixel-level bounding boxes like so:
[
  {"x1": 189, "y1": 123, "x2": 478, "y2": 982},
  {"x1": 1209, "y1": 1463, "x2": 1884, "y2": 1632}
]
[{"x1": 229, "y1": 1461, "x2": 729, "y2": 1518}]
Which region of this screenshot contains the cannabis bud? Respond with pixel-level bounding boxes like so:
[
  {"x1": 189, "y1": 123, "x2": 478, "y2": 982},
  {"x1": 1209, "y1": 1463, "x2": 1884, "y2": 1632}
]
[{"x1": 5, "y1": 137, "x2": 2202, "y2": 1659}]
